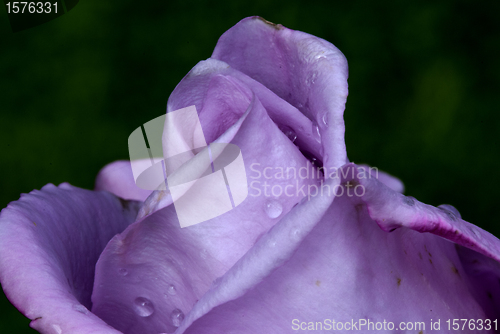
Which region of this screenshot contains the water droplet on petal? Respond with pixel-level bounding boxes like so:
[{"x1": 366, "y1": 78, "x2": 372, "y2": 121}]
[
  {"x1": 52, "y1": 324, "x2": 62, "y2": 334},
  {"x1": 290, "y1": 228, "x2": 302, "y2": 241},
  {"x1": 72, "y1": 304, "x2": 88, "y2": 314},
  {"x1": 167, "y1": 285, "x2": 177, "y2": 296},
  {"x1": 403, "y1": 196, "x2": 415, "y2": 206},
  {"x1": 133, "y1": 297, "x2": 155, "y2": 317},
  {"x1": 118, "y1": 268, "x2": 128, "y2": 276},
  {"x1": 321, "y1": 113, "x2": 329, "y2": 126},
  {"x1": 469, "y1": 227, "x2": 481, "y2": 239},
  {"x1": 279, "y1": 125, "x2": 297, "y2": 143},
  {"x1": 285, "y1": 130, "x2": 297, "y2": 143},
  {"x1": 312, "y1": 123, "x2": 321, "y2": 143},
  {"x1": 305, "y1": 71, "x2": 318, "y2": 86},
  {"x1": 438, "y1": 204, "x2": 461, "y2": 219},
  {"x1": 171, "y1": 308, "x2": 185, "y2": 327},
  {"x1": 265, "y1": 200, "x2": 283, "y2": 219},
  {"x1": 213, "y1": 276, "x2": 223, "y2": 287},
  {"x1": 311, "y1": 71, "x2": 318, "y2": 84}
]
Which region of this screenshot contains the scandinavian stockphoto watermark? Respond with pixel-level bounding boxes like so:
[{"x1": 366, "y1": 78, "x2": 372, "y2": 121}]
[
  {"x1": 128, "y1": 105, "x2": 248, "y2": 228},
  {"x1": 127, "y1": 105, "x2": 380, "y2": 227},
  {"x1": 249, "y1": 162, "x2": 379, "y2": 201},
  {"x1": 291, "y1": 318, "x2": 498, "y2": 332}
]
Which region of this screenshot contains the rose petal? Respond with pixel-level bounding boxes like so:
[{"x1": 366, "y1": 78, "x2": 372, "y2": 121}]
[
  {"x1": 357, "y1": 164, "x2": 405, "y2": 193},
  {"x1": 359, "y1": 166, "x2": 500, "y2": 262},
  {"x1": 212, "y1": 16, "x2": 349, "y2": 169},
  {"x1": 95, "y1": 160, "x2": 153, "y2": 202},
  {"x1": 137, "y1": 59, "x2": 254, "y2": 219},
  {"x1": 167, "y1": 58, "x2": 323, "y2": 162},
  {"x1": 455, "y1": 245, "x2": 500, "y2": 319},
  {"x1": 175, "y1": 177, "x2": 337, "y2": 333},
  {"x1": 138, "y1": 56, "x2": 325, "y2": 219},
  {"x1": 0, "y1": 183, "x2": 139, "y2": 333},
  {"x1": 91, "y1": 91, "x2": 321, "y2": 333},
  {"x1": 178, "y1": 164, "x2": 499, "y2": 333}
]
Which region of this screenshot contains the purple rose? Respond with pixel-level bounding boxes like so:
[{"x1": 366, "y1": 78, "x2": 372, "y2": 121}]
[{"x1": 1, "y1": 16, "x2": 499, "y2": 334}]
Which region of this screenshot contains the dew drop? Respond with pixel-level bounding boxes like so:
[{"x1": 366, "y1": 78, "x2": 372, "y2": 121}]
[
  {"x1": 167, "y1": 285, "x2": 177, "y2": 296},
  {"x1": 305, "y1": 71, "x2": 318, "y2": 86},
  {"x1": 213, "y1": 276, "x2": 223, "y2": 287},
  {"x1": 290, "y1": 228, "x2": 301, "y2": 241},
  {"x1": 72, "y1": 304, "x2": 88, "y2": 315},
  {"x1": 265, "y1": 200, "x2": 283, "y2": 219},
  {"x1": 403, "y1": 196, "x2": 415, "y2": 206},
  {"x1": 312, "y1": 123, "x2": 321, "y2": 143},
  {"x1": 52, "y1": 324, "x2": 62, "y2": 334},
  {"x1": 285, "y1": 129, "x2": 297, "y2": 143},
  {"x1": 133, "y1": 297, "x2": 155, "y2": 317},
  {"x1": 321, "y1": 113, "x2": 329, "y2": 126},
  {"x1": 438, "y1": 204, "x2": 461, "y2": 219},
  {"x1": 171, "y1": 308, "x2": 185, "y2": 327},
  {"x1": 118, "y1": 268, "x2": 128, "y2": 276},
  {"x1": 311, "y1": 71, "x2": 318, "y2": 84},
  {"x1": 470, "y1": 227, "x2": 482, "y2": 239},
  {"x1": 279, "y1": 125, "x2": 297, "y2": 143}
]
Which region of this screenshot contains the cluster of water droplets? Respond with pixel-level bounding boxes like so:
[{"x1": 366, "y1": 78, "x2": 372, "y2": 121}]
[
  {"x1": 132, "y1": 287, "x2": 184, "y2": 328},
  {"x1": 305, "y1": 70, "x2": 318, "y2": 86}
]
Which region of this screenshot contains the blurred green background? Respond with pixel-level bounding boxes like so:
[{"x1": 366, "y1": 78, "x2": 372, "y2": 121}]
[{"x1": 1, "y1": 0, "x2": 499, "y2": 332}]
